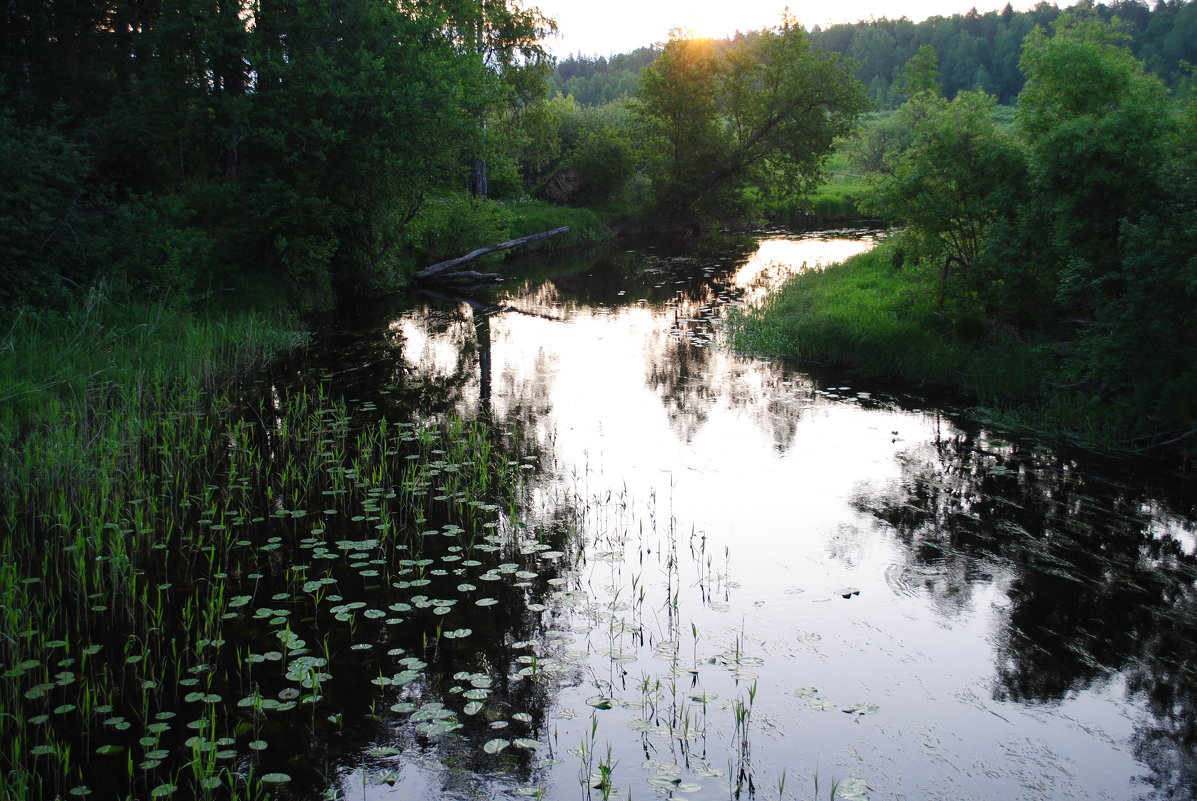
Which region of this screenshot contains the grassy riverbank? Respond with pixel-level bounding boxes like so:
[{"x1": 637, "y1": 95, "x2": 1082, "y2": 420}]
[
  {"x1": 0, "y1": 193, "x2": 609, "y2": 535},
  {"x1": 1, "y1": 289, "x2": 308, "y2": 519},
  {"x1": 730, "y1": 241, "x2": 1194, "y2": 457}
]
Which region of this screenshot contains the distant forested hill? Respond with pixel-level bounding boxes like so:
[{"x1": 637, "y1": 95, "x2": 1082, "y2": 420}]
[
  {"x1": 552, "y1": 0, "x2": 1197, "y2": 107},
  {"x1": 551, "y1": 47, "x2": 660, "y2": 105}
]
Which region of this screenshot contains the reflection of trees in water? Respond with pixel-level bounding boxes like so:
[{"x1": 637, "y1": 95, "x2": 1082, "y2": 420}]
[
  {"x1": 857, "y1": 430, "x2": 1197, "y2": 797},
  {"x1": 252, "y1": 301, "x2": 583, "y2": 800},
  {"x1": 645, "y1": 332, "x2": 715, "y2": 445},
  {"x1": 640, "y1": 260, "x2": 817, "y2": 450},
  {"x1": 642, "y1": 325, "x2": 812, "y2": 453},
  {"x1": 301, "y1": 301, "x2": 479, "y2": 419}
]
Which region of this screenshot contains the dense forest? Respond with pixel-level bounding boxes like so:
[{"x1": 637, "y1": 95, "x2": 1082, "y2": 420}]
[
  {"x1": 552, "y1": 0, "x2": 1197, "y2": 106},
  {"x1": 5, "y1": 0, "x2": 1196, "y2": 313},
  {"x1": 0, "y1": 0, "x2": 556, "y2": 308}
]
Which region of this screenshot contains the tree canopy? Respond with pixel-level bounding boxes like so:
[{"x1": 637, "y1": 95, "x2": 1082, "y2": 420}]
[
  {"x1": 860, "y1": 13, "x2": 1197, "y2": 437},
  {"x1": 0, "y1": 0, "x2": 554, "y2": 307},
  {"x1": 634, "y1": 21, "x2": 867, "y2": 226},
  {"x1": 552, "y1": 1, "x2": 1197, "y2": 109}
]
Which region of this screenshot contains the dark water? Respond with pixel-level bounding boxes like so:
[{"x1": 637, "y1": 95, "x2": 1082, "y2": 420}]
[{"x1": 282, "y1": 228, "x2": 1196, "y2": 801}]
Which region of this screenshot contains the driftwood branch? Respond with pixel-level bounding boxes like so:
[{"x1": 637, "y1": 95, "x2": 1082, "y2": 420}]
[{"x1": 414, "y1": 226, "x2": 569, "y2": 283}]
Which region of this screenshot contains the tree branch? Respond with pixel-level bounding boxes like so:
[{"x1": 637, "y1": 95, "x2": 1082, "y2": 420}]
[{"x1": 413, "y1": 226, "x2": 569, "y2": 283}]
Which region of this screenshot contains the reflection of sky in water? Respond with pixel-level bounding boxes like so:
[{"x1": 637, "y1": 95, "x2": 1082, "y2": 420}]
[
  {"x1": 732, "y1": 233, "x2": 879, "y2": 304},
  {"x1": 367, "y1": 232, "x2": 1194, "y2": 801},
  {"x1": 391, "y1": 318, "x2": 468, "y2": 382}
]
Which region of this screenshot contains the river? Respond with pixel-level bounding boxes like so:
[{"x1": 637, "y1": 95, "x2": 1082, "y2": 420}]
[{"x1": 291, "y1": 227, "x2": 1196, "y2": 801}]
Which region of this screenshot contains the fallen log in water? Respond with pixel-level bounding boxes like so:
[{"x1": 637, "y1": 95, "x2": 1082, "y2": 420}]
[{"x1": 413, "y1": 226, "x2": 570, "y2": 284}]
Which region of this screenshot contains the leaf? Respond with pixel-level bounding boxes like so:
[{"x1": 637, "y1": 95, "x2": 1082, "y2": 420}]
[
  {"x1": 835, "y1": 777, "x2": 872, "y2": 800},
  {"x1": 367, "y1": 746, "x2": 401, "y2": 757},
  {"x1": 842, "y1": 702, "x2": 880, "y2": 716}
]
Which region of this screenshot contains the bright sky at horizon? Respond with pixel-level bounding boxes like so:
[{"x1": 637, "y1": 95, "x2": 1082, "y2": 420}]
[{"x1": 533, "y1": 0, "x2": 1043, "y2": 57}]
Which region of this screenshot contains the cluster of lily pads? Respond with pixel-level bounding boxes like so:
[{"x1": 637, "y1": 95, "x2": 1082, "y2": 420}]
[{"x1": 0, "y1": 379, "x2": 569, "y2": 800}]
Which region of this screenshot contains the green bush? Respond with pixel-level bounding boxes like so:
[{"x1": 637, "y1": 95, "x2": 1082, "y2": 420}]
[
  {"x1": 0, "y1": 113, "x2": 90, "y2": 310},
  {"x1": 400, "y1": 194, "x2": 515, "y2": 269}
]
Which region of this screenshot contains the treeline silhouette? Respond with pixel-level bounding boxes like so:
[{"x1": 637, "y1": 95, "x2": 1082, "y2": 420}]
[{"x1": 553, "y1": 0, "x2": 1197, "y2": 107}]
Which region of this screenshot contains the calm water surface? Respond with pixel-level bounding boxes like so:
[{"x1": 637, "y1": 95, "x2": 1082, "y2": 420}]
[{"x1": 306, "y1": 229, "x2": 1196, "y2": 801}]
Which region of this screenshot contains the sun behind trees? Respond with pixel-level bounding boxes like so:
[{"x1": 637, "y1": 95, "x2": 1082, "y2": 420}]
[{"x1": 634, "y1": 18, "x2": 868, "y2": 229}]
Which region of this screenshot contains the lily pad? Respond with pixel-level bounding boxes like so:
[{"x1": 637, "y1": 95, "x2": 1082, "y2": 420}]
[
  {"x1": 483, "y1": 738, "x2": 510, "y2": 754},
  {"x1": 835, "y1": 777, "x2": 871, "y2": 800}
]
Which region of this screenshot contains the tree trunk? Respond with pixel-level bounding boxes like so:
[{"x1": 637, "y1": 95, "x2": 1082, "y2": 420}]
[{"x1": 469, "y1": 157, "x2": 488, "y2": 198}]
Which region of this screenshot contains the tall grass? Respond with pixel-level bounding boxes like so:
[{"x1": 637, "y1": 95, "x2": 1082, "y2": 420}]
[
  {"x1": 0, "y1": 288, "x2": 308, "y2": 798},
  {"x1": 498, "y1": 200, "x2": 614, "y2": 246},
  {"x1": 755, "y1": 147, "x2": 870, "y2": 226},
  {"x1": 1, "y1": 286, "x2": 306, "y2": 506}
]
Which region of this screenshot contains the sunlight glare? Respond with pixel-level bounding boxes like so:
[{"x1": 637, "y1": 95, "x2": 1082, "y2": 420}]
[{"x1": 535, "y1": 0, "x2": 1041, "y2": 56}]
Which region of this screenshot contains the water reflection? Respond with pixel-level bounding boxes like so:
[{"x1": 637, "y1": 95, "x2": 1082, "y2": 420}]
[
  {"x1": 302, "y1": 228, "x2": 1196, "y2": 800},
  {"x1": 856, "y1": 430, "x2": 1197, "y2": 796}
]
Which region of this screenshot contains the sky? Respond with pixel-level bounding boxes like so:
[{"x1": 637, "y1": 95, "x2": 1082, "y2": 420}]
[{"x1": 532, "y1": 0, "x2": 1041, "y2": 57}]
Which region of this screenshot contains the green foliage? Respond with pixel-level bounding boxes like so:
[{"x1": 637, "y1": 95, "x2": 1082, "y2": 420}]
[
  {"x1": 1055, "y1": 93, "x2": 1197, "y2": 432},
  {"x1": 731, "y1": 244, "x2": 1044, "y2": 402},
  {"x1": 552, "y1": 48, "x2": 660, "y2": 105},
  {"x1": 517, "y1": 97, "x2": 641, "y2": 206},
  {"x1": 1015, "y1": 15, "x2": 1172, "y2": 316},
  {"x1": 808, "y1": 0, "x2": 1196, "y2": 108},
  {"x1": 401, "y1": 194, "x2": 515, "y2": 267},
  {"x1": 862, "y1": 90, "x2": 1026, "y2": 310},
  {"x1": 634, "y1": 35, "x2": 728, "y2": 222},
  {"x1": 0, "y1": 112, "x2": 91, "y2": 309},
  {"x1": 0, "y1": 0, "x2": 556, "y2": 309},
  {"x1": 0, "y1": 113, "x2": 215, "y2": 309},
  {"x1": 898, "y1": 44, "x2": 942, "y2": 100},
  {"x1": 0, "y1": 288, "x2": 305, "y2": 456},
  {"x1": 821, "y1": 14, "x2": 1197, "y2": 450},
  {"x1": 566, "y1": 108, "x2": 639, "y2": 206},
  {"x1": 499, "y1": 201, "x2": 612, "y2": 246},
  {"x1": 635, "y1": 19, "x2": 867, "y2": 226}
]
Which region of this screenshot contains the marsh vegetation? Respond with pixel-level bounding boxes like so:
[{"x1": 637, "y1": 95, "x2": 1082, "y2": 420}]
[{"x1": 8, "y1": 231, "x2": 1193, "y2": 800}]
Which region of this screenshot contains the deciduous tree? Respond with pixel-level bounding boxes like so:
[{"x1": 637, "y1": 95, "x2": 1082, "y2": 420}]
[
  {"x1": 862, "y1": 90, "x2": 1025, "y2": 311},
  {"x1": 635, "y1": 18, "x2": 867, "y2": 226}
]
